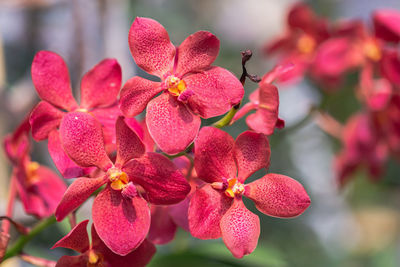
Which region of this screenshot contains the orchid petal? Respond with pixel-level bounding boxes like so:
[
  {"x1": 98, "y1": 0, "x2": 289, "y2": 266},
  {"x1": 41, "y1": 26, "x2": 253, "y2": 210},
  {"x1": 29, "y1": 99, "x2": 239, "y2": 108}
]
[
  {"x1": 31, "y1": 51, "x2": 77, "y2": 111},
  {"x1": 115, "y1": 117, "x2": 145, "y2": 166},
  {"x1": 119, "y1": 76, "x2": 162, "y2": 117},
  {"x1": 59, "y1": 112, "x2": 112, "y2": 170},
  {"x1": 80, "y1": 59, "x2": 121, "y2": 109},
  {"x1": 29, "y1": 101, "x2": 64, "y2": 141},
  {"x1": 55, "y1": 255, "x2": 87, "y2": 267},
  {"x1": 123, "y1": 152, "x2": 190, "y2": 205},
  {"x1": 48, "y1": 130, "x2": 94, "y2": 179},
  {"x1": 146, "y1": 93, "x2": 200, "y2": 155},
  {"x1": 234, "y1": 131, "x2": 270, "y2": 182},
  {"x1": 129, "y1": 17, "x2": 175, "y2": 76},
  {"x1": 175, "y1": 31, "x2": 219, "y2": 75},
  {"x1": 244, "y1": 173, "x2": 311, "y2": 218},
  {"x1": 220, "y1": 198, "x2": 260, "y2": 258},
  {"x1": 93, "y1": 224, "x2": 156, "y2": 267},
  {"x1": 15, "y1": 165, "x2": 66, "y2": 219},
  {"x1": 92, "y1": 186, "x2": 150, "y2": 256},
  {"x1": 194, "y1": 127, "x2": 236, "y2": 183},
  {"x1": 55, "y1": 176, "x2": 106, "y2": 221},
  {"x1": 246, "y1": 83, "x2": 280, "y2": 135},
  {"x1": 188, "y1": 184, "x2": 232, "y2": 239},
  {"x1": 373, "y1": 9, "x2": 400, "y2": 43},
  {"x1": 185, "y1": 67, "x2": 244, "y2": 118},
  {"x1": 148, "y1": 206, "x2": 177, "y2": 245},
  {"x1": 52, "y1": 220, "x2": 89, "y2": 253}
]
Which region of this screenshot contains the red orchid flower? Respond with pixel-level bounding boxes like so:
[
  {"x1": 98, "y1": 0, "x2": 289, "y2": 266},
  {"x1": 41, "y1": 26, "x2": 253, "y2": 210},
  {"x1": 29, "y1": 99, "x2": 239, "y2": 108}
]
[
  {"x1": 188, "y1": 127, "x2": 310, "y2": 258},
  {"x1": 55, "y1": 112, "x2": 190, "y2": 255},
  {"x1": 264, "y1": 2, "x2": 330, "y2": 83},
  {"x1": 335, "y1": 113, "x2": 388, "y2": 186},
  {"x1": 52, "y1": 220, "x2": 155, "y2": 267},
  {"x1": 233, "y1": 64, "x2": 292, "y2": 135},
  {"x1": 29, "y1": 51, "x2": 122, "y2": 178},
  {"x1": 119, "y1": 17, "x2": 244, "y2": 155},
  {"x1": 3, "y1": 117, "x2": 66, "y2": 218}
]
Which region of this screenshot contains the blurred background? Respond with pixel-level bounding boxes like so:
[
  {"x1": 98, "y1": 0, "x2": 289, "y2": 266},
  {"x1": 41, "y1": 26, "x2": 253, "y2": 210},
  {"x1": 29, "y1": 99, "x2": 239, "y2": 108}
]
[{"x1": 1, "y1": 0, "x2": 400, "y2": 266}]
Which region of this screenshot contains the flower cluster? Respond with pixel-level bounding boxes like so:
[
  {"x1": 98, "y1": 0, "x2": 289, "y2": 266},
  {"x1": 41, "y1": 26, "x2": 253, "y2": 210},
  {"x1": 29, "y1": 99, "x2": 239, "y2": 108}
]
[
  {"x1": 265, "y1": 3, "x2": 400, "y2": 186},
  {"x1": 1, "y1": 16, "x2": 311, "y2": 265}
]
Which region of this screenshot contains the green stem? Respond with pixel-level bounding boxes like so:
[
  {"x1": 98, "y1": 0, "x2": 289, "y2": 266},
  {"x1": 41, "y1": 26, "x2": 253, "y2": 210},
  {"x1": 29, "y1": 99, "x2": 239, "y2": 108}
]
[
  {"x1": 213, "y1": 103, "x2": 241, "y2": 128},
  {"x1": 3, "y1": 216, "x2": 56, "y2": 261}
]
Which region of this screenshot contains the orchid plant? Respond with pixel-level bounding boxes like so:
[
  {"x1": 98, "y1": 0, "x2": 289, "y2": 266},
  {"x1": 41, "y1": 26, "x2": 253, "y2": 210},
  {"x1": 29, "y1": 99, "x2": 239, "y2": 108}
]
[{"x1": 2, "y1": 2, "x2": 398, "y2": 266}]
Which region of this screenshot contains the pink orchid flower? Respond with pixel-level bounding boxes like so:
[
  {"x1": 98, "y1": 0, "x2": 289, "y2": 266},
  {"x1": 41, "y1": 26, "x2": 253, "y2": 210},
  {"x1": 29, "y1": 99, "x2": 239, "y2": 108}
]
[
  {"x1": 29, "y1": 51, "x2": 122, "y2": 178},
  {"x1": 55, "y1": 112, "x2": 190, "y2": 255},
  {"x1": 3, "y1": 117, "x2": 66, "y2": 218},
  {"x1": 119, "y1": 17, "x2": 244, "y2": 154},
  {"x1": 188, "y1": 127, "x2": 310, "y2": 258},
  {"x1": 52, "y1": 220, "x2": 155, "y2": 267}
]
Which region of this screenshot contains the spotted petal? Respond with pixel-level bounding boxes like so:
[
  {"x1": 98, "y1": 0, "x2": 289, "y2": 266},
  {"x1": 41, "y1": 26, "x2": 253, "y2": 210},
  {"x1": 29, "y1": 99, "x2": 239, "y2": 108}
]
[
  {"x1": 52, "y1": 220, "x2": 89, "y2": 253},
  {"x1": 185, "y1": 67, "x2": 244, "y2": 118},
  {"x1": 119, "y1": 77, "x2": 162, "y2": 117},
  {"x1": 123, "y1": 152, "x2": 190, "y2": 205},
  {"x1": 31, "y1": 51, "x2": 78, "y2": 111},
  {"x1": 115, "y1": 117, "x2": 145, "y2": 166},
  {"x1": 246, "y1": 83, "x2": 280, "y2": 135},
  {"x1": 188, "y1": 184, "x2": 232, "y2": 239},
  {"x1": 59, "y1": 112, "x2": 112, "y2": 170},
  {"x1": 234, "y1": 131, "x2": 270, "y2": 182},
  {"x1": 80, "y1": 59, "x2": 122, "y2": 109},
  {"x1": 175, "y1": 31, "x2": 219, "y2": 76},
  {"x1": 194, "y1": 127, "x2": 236, "y2": 183},
  {"x1": 48, "y1": 130, "x2": 94, "y2": 179},
  {"x1": 244, "y1": 173, "x2": 311, "y2": 218},
  {"x1": 129, "y1": 17, "x2": 175, "y2": 76},
  {"x1": 146, "y1": 93, "x2": 201, "y2": 155},
  {"x1": 220, "y1": 198, "x2": 260, "y2": 258},
  {"x1": 92, "y1": 186, "x2": 151, "y2": 256},
  {"x1": 55, "y1": 176, "x2": 106, "y2": 221}
]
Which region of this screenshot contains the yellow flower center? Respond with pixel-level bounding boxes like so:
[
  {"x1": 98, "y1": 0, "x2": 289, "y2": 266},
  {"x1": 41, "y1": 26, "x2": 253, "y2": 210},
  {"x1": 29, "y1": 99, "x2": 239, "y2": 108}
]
[
  {"x1": 297, "y1": 34, "x2": 316, "y2": 54},
  {"x1": 107, "y1": 167, "x2": 129, "y2": 191},
  {"x1": 165, "y1": 75, "x2": 187, "y2": 96},
  {"x1": 364, "y1": 39, "x2": 381, "y2": 62},
  {"x1": 26, "y1": 161, "x2": 40, "y2": 184},
  {"x1": 224, "y1": 178, "x2": 245, "y2": 198},
  {"x1": 87, "y1": 250, "x2": 103, "y2": 267}
]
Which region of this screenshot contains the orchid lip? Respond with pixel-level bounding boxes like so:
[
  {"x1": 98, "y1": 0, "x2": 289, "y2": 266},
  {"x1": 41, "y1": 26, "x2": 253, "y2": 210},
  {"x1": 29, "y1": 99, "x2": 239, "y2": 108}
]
[
  {"x1": 163, "y1": 74, "x2": 187, "y2": 97},
  {"x1": 211, "y1": 177, "x2": 245, "y2": 198},
  {"x1": 106, "y1": 167, "x2": 129, "y2": 191}
]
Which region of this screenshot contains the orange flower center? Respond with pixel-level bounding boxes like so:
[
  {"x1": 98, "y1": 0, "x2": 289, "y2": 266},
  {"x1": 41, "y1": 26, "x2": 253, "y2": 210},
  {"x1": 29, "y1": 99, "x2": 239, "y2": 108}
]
[
  {"x1": 297, "y1": 34, "x2": 316, "y2": 54},
  {"x1": 87, "y1": 249, "x2": 103, "y2": 267},
  {"x1": 165, "y1": 75, "x2": 187, "y2": 96},
  {"x1": 363, "y1": 39, "x2": 381, "y2": 62},
  {"x1": 25, "y1": 161, "x2": 40, "y2": 185},
  {"x1": 107, "y1": 167, "x2": 129, "y2": 191},
  {"x1": 224, "y1": 178, "x2": 245, "y2": 198}
]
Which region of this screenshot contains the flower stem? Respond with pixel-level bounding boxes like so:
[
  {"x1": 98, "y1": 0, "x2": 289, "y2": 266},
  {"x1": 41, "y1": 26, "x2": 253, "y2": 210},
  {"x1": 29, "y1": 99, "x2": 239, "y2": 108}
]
[
  {"x1": 3, "y1": 216, "x2": 57, "y2": 261},
  {"x1": 213, "y1": 103, "x2": 241, "y2": 128}
]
